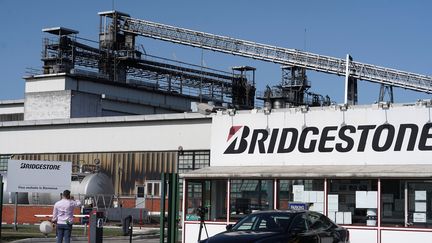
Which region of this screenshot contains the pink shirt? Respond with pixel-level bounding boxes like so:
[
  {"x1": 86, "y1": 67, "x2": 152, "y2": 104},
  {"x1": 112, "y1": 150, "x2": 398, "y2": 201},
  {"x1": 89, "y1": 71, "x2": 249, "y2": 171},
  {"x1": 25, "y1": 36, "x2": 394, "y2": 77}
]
[{"x1": 52, "y1": 199, "x2": 82, "y2": 224}]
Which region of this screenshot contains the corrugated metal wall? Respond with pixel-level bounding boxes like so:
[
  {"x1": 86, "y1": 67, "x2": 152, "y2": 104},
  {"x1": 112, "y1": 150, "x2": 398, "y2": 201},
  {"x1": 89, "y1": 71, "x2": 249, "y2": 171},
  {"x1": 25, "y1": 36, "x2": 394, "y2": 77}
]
[{"x1": 13, "y1": 151, "x2": 177, "y2": 195}]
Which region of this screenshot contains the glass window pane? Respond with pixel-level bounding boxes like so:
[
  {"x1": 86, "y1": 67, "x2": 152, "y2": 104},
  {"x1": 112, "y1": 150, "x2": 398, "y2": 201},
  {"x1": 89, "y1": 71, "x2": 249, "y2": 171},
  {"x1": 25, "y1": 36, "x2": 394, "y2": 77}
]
[
  {"x1": 154, "y1": 183, "x2": 160, "y2": 197},
  {"x1": 186, "y1": 182, "x2": 203, "y2": 221},
  {"x1": 407, "y1": 181, "x2": 432, "y2": 228},
  {"x1": 236, "y1": 215, "x2": 257, "y2": 230},
  {"x1": 230, "y1": 179, "x2": 274, "y2": 221},
  {"x1": 208, "y1": 180, "x2": 227, "y2": 221},
  {"x1": 147, "y1": 183, "x2": 153, "y2": 195},
  {"x1": 278, "y1": 179, "x2": 324, "y2": 212},
  {"x1": 137, "y1": 186, "x2": 145, "y2": 198},
  {"x1": 328, "y1": 179, "x2": 378, "y2": 226},
  {"x1": 308, "y1": 212, "x2": 332, "y2": 230},
  {"x1": 291, "y1": 214, "x2": 308, "y2": 233},
  {"x1": 381, "y1": 179, "x2": 405, "y2": 227},
  {"x1": 0, "y1": 155, "x2": 11, "y2": 171},
  {"x1": 185, "y1": 180, "x2": 227, "y2": 222}
]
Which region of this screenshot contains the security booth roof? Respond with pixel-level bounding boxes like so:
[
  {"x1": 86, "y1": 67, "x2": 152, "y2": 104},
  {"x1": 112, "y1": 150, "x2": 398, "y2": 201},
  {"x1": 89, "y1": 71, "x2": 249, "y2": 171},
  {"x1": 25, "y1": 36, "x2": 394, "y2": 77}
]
[{"x1": 180, "y1": 164, "x2": 432, "y2": 179}]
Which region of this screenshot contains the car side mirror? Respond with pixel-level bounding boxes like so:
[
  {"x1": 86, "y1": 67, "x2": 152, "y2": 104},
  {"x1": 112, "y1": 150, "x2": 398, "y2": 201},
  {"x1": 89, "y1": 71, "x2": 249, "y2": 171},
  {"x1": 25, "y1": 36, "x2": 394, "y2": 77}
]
[{"x1": 226, "y1": 224, "x2": 234, "y2": 231}]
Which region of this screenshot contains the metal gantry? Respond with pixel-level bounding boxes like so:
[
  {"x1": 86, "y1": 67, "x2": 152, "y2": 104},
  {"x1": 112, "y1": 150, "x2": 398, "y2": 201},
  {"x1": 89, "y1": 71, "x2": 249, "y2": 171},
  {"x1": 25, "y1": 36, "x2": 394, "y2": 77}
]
[{"x1": 120, "y1": 16, "x2": 432, "y2": 94}]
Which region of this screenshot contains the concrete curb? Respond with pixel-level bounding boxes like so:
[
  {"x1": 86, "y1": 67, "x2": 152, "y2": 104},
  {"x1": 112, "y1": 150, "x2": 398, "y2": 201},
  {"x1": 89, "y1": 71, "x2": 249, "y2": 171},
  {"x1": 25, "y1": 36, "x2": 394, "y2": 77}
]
[{"x1": 11, "y1": 234, "x2": 160, "y2": 242}]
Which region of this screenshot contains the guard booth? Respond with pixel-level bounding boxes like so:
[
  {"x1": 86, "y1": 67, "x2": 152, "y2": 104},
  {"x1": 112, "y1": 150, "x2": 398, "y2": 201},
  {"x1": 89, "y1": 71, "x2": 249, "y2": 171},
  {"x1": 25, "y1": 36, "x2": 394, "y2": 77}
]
[{"x1": 181, "y1": 104, "x2": 432, "y2": 243}]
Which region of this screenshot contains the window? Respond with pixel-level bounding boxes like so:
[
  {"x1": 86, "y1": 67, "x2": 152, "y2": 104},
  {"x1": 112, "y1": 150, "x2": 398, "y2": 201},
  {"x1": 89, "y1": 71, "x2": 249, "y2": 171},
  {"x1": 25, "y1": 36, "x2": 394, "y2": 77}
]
[
  {"x1": 178, "y1": 150, "x2": 210, "y2": 173},
  {"x1": 185, "y1": 179, "x2": 227, "y2": 222},
  {"x1": 307, "y1": 212, "x2": 332, "y2": 231},
  {"x1": 381, "y1": 179, "x2": 405, "y2": 227},
  {"x1": 278, "y1": 179, "x2": 324, "y2": 213},
  {"x1": 236, "y1": 215, "x2": 257, "y2": 230},
  {"x1": 231, "y1": 213, "x2": 292, "y2": 232},
  {"x1": 407, "y1": 181, "x2": 432, "y2": 228},
  {"x1": 328, "y1": 179, "x2": 378, "y2": 226},
  {"x1": 382, "y1": 180, "x2": 432, "y2": 228},
  {"x1": 290, "y1": 213, "x2": 308, "y2": 233},
  {"x1": 137, "y1": 186, "x2": 145, "y2": 198},
  {"x1": 230, "y1": 179, "x2": 273, "y2": 220},
  {"x1": 145, "y1": 181, "x2": 161, "y2": 197},
  {"x1": 0, "y1": 155, "x2": 10, "y2": 171},
  {"x1": 178, "y1": 150, "x2": 210, "y2": 196},
  {"x1": 0, "y1": 113, "x2": 23, "y2": 122}
]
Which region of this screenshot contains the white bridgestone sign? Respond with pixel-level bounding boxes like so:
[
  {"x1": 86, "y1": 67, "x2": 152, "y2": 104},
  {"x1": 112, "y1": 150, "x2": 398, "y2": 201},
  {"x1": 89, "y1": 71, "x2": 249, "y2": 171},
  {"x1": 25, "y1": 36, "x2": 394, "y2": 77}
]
[
  {"x1": 211, "y1": 105, "x2": 432, "y2": 166},
  {"x1": 7, "y1": 160, "x2": 71, "y2": 193}
]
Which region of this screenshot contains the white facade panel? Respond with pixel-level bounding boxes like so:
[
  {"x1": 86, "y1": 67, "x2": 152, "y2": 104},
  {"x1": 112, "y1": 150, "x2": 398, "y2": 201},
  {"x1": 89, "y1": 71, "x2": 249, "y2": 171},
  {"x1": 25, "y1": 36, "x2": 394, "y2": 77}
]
[
  {"x1": 0, "y1": 119, "x2": 211, "y2": 154},
  {"x1": 381, "y1": 229, "x2": 432, "y2": 243},
  {"x1": 0, "y1": 106, "x2": 24, "y2": 114},
  {"x1": 348, "y1": 228, "x2": 377, "y2": 243},
  {"x1": 211, "y1": 105, "x2": 432, "y2": 166},
  {"x1": 25, "y1": 78, "x2": 66, "y2": 93},
  {"x1": 184, "y1": 223, "x2": 226, "y2": 243}
]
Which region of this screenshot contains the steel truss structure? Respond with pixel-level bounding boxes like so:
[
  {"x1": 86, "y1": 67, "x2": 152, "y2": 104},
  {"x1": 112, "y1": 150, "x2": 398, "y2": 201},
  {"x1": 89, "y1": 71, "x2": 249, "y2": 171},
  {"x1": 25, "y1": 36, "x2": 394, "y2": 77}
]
[
  {"x1": 120, "y1": 16, "x2": 432, "y2": 94},
  {"x1": 41, "y1": 26, "x2": 256, "y2": 108}
]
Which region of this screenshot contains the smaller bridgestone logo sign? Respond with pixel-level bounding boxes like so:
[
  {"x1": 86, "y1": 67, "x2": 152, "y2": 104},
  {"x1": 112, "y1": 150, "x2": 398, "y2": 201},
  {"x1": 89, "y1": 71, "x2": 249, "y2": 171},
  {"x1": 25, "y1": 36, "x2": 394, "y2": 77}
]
[
  {"x1": 20, "y1": 162, "x2": 61, "y2": 170},
  {"x1": 7, "y1": 160, "x2": 71, "y2": 193}
]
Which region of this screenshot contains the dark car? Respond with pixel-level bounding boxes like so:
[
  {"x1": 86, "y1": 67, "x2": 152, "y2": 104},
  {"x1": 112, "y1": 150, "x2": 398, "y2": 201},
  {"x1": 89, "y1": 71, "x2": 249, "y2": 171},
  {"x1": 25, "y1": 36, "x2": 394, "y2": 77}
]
[{"x1": 200, "y1": 210, "x2": 350, "y2": 243}]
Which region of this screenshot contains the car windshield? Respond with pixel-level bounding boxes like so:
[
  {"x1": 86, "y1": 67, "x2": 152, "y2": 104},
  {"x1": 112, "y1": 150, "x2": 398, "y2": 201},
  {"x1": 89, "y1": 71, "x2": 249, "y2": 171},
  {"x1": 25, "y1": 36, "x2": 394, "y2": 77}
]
[{"x1": 231, "y1": 212, "x2": 294, "y2": 232}]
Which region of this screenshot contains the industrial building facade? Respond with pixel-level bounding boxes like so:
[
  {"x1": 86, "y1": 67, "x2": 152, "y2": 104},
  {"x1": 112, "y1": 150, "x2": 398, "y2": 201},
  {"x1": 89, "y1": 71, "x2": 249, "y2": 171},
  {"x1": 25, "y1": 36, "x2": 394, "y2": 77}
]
[
  {"x1": 181, "y1": 104, "x2": 432, "y2": 243},
  {"x1": 2, "y1": 9, "x2": 432, "y2": 243},
  {"x1": 2, "y1": 102, "x2": 432, "y2": 243}
]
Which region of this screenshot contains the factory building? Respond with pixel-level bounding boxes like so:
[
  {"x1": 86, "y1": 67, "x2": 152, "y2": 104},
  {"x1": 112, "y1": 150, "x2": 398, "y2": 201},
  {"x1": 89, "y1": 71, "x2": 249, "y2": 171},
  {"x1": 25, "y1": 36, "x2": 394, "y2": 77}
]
[{"x1": 1, "y1": 10, "x2": 432, "y2": 243}]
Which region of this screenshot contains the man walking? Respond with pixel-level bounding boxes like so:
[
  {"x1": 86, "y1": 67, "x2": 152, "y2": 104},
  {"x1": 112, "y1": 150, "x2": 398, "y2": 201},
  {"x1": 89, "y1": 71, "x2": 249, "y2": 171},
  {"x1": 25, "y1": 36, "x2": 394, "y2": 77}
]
[{"x1": 52, "y1": 190, "x2": 82, "y2": 243}]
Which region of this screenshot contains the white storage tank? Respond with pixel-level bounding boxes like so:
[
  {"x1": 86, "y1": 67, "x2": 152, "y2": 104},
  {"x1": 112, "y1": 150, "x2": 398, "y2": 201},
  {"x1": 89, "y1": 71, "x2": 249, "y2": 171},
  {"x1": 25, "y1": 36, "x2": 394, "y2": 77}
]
[
  {"x1": 72, "y1": 172, "x2": 114, "y2": 198},
  {"x1": 27, "y1": 172, "x2": 114, "y2": 206}
]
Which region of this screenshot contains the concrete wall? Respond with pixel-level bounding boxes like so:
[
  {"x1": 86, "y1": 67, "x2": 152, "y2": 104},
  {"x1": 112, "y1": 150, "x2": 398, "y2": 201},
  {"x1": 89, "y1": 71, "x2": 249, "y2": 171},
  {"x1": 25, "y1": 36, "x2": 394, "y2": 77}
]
[
  {"x1": 71, "y1": 91, "x2": 102, "y2": 118},
  {"x1": 24, "y1": 90, "x2": 72, "y2": 120},
  {"x1": 25, "y1": 75, "x2": 66, "y2": 93},
  {"x1": 0, "y1": 100, "x2": 24, "y2": 115},
  {"x1": 0, "y1": 113, "x2": 212, "y2": 154},
  {"x1": 100, "y1": 99, "x2": 174, "y2": 115},
  {"x1": 68, "y1": 78, "x2": 193, "y2": 111},
  {"x1": 23, "y1": 74, "x2": 203, "y2": 119}
]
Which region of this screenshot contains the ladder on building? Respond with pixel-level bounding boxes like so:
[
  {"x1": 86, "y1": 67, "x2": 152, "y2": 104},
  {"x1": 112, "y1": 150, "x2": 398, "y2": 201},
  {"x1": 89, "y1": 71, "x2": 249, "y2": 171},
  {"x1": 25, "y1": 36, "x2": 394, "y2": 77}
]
[{"x1": 118, "y1": 16, "x2": 432, "y2": 97}]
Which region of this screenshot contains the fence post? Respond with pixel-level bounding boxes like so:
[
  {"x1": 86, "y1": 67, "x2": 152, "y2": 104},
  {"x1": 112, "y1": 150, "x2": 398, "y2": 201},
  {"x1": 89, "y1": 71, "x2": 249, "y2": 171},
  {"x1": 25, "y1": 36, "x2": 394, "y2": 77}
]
[{"x1": 160, "y1": 173, "x2": 166, "y2": 243}]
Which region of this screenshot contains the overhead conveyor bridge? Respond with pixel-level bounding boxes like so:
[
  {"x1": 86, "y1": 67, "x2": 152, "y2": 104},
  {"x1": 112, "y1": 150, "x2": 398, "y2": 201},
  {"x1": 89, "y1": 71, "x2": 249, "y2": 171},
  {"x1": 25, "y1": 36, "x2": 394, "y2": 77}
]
[{"x1": 119, "y1": 16, "x2": 432, "y2": 95}]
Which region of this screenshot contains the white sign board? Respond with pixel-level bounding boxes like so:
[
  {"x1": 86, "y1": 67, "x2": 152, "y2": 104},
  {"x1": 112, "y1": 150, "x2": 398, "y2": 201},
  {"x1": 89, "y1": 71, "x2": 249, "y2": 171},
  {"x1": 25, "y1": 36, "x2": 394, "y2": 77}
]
[
  {"x1": 7, "y1": 160, "x2": 71, "y2": 193},
  {"x1": 413, "y1": 213, "x2": 427, "y2": 223},
  {"x1": 415, "y1": 191, "x2": 427, "y2": 201},
  {"x1": 356, "y1": 191, "x2": 378, "y2": 209},
  {"x1": 211, "y1": 105, "x2": 432, "y2": 166},
  {"x1": 292, "y1": 185, "x2": 304, "y2": 202}
]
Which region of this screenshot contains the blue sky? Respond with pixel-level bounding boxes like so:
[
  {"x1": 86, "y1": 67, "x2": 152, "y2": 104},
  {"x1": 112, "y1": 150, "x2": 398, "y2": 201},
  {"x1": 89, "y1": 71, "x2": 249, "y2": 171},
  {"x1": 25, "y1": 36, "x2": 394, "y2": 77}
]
[{"x1": 0, "y1": 0, "x2": 431, "y2": 104}]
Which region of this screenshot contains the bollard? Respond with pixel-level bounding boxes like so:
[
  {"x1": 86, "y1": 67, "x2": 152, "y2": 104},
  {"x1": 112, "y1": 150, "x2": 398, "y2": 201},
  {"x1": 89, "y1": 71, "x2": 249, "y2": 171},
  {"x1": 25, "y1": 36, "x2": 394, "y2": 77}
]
[
  {"x1": 88, "y1": 210, "x2": 104, "y2": 243},
  {"x1": 122, "y1": 215, "x2": 133, "y2": 236}
]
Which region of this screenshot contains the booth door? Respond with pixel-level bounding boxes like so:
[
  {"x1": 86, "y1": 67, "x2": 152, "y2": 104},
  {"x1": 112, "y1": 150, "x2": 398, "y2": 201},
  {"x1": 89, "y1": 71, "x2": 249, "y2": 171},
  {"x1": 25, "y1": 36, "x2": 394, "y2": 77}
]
[{"x1": 136, "y1": 185, "x2": 146, "y2": 208}]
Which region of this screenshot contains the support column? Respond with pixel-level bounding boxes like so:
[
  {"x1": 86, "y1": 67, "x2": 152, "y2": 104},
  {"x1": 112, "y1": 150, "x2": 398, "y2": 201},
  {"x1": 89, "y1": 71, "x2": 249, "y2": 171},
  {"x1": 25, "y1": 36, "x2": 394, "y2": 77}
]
[
  {"x1": 0, "y1": 175, "x2": 3, "y2": 238},
  {"x1": 344, "y1": 54, "x2": 358, "y2": 105},
  {"x1": 378, "y1": 84, "x2": 394, "y2": 103},
  {"x1": 162, "y1": 173, "x2": 179, "y2": 243},
  {"x1": 160, "y1": 173, "x2": 166, "y2": 243},
  {"x1": 167, "y1": 173, "x2": 179, "y2": 243}
]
